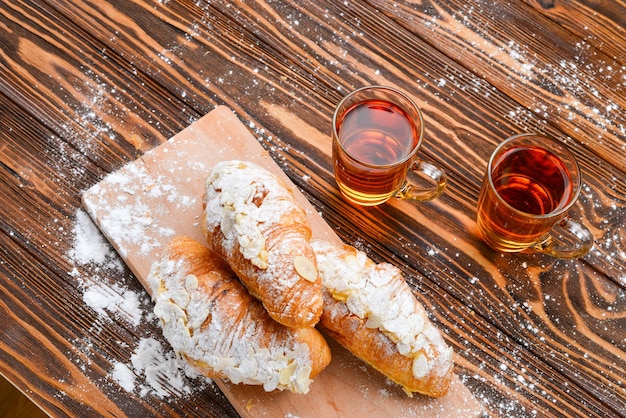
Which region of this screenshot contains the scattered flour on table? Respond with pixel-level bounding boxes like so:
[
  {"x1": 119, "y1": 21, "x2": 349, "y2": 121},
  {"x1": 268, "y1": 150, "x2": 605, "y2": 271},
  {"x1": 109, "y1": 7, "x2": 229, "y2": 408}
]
[
  {"x1": 67, "y1": 208, "x2": 209, "y2": 399},
  {"x1": 68, "y1": 209, "x2": 143, "y2": 327},
  {"x1": 421, "y1": 2, "x2": 626, "y2": 144},
  {"x1": 118, "y1": 337, "x2": 199, "y2": 398},
  {"x1": 69, "y1": 210, "x2": 118, "y2": 267},
  {"x1": 110, "y1": 362, "x2": 136, "y2": 393}
]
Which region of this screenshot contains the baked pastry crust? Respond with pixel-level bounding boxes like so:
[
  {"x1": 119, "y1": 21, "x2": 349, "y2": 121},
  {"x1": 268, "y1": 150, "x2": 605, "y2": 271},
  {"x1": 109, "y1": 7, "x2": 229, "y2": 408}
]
[
  {"x1": 311, "y1": 239, "x2": 454, "y2": 397},
  {"x1": 147, "y1": 236, "x2": 331, "y2": 393},
  {"x1": 202, "y1": 160, "x2": 323, "y2": 329}
]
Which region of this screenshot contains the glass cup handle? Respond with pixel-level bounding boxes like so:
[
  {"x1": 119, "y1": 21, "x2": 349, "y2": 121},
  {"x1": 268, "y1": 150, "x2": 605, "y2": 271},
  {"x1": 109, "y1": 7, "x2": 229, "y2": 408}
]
[
  {"x1": 531, "y1": 216, "x2": 594, "y2": 259},
  {"x1": 394, "y1": 159, "x2": 447, "y2": 202}
]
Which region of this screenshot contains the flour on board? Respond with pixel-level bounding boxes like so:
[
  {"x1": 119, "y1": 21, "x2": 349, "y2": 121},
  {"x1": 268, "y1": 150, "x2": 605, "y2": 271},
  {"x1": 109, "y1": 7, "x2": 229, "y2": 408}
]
[
  {"x1": 67, "y1": 209, "x2": 210, "y2": 399},
  {"x1": 82, "y1": 162, "x2": 195, "y2": 258}
]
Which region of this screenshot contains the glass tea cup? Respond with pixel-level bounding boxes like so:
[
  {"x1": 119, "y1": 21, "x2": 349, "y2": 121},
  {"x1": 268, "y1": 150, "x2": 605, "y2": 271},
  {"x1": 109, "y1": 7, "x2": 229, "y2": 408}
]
[
  {"x1": 476, "y1": 133, "x2": 593, "y2": 259},
  {"x1": 332, "y1": 86, "x2": 446, "y2": 206}
]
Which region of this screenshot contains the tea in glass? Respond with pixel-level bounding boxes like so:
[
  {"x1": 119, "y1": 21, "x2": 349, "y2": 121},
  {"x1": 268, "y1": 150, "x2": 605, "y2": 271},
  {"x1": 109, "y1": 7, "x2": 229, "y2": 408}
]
[
  {"x1": 476, "y1": 134, "x2": 592, "y2": 258},
  {"x1": 332, "y1": 86, "x2": 446, "y2": 206}
]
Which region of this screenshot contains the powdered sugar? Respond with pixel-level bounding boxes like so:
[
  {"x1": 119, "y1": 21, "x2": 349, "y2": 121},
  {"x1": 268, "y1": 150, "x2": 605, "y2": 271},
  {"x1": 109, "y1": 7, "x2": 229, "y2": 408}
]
[
  {"x1": 110, "y1": 362, "x2": 136, "y2": 393},
  {"x1": 66, "y1": 208, "x2": 210, "y2": 399},
  {"x1": 148, "y1": 239, "x2": 317, "y2": 394},
  {"x1": 129, "y1": 337, "x2": 198, "y2": 398},
  {"x1": 69, "y1": 209, "x2": 120, "y2": 267},
  {"x1": 109, "y1": 337, "x2": 202, "y2": 398},
  {"x1": 68, "y1": 209, "x2": 143, "y2": 327},
  {"x1": 83, "y1": 162, "x2": 194, "y2": 258},
  {"x1": 82, "y1": 281, "x2": 143, "y2": 326}
]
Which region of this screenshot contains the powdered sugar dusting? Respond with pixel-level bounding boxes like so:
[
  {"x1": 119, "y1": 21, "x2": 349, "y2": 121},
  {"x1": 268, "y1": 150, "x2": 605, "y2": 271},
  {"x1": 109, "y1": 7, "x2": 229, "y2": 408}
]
[
  {"x1": 147, "y1": 240, "x2": 316, "y2": 394},
  {"x1": 81, "y1": 280, "x2": 143, "y2": 327},
  {"x1": 69, "y1": 209, "x2": 120, "y2": 267},
  {"x1": 437, "y1": 3, "x2": 625, "y2": 144},
  {"x1": 68, "y1": 209, "x2": 142, "y2": 326},
  {"x1": 129, "y1": 337, "x2": 198, "y2": 398},
  {"x1": 83, "y1": 162, "x2": 195, "y2": 259},
  {"x1": 110, "y1": 362, "x2": 136, "y2": 393},
  {"x1": 66, "y1": 208, "x2": 212, "y2": 400}
]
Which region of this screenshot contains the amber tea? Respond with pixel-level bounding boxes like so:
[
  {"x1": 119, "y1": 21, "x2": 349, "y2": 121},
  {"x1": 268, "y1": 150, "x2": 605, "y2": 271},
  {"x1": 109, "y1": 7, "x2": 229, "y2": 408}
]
[
  {"x1": 339, "y1": 100, "x2": 416, "y2": 166},
  {"x1": 332, "y1": 86, "x2": 446, "y2": 206},
  {"x1": 476, "y1": 134, "x2": 592, "y2": 258},
  {"x1": 334, "y1": 99, "x2": 418, "y2": 204},
  {"x1": 491, "y1": 146, "x2": 573, "y2": 215}
]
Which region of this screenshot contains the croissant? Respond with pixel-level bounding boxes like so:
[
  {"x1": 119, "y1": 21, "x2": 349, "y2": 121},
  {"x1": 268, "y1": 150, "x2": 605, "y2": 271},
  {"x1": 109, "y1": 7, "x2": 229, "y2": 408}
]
[
  {"x1": 311, "y1": 239, "x2": 454, "y2": 398},
  {"x1": 147, "y1": 236, "x2": 331, "y2": 394},
  {"x1": 202, "y1": 160, "x2": 323, "y2": 329}
]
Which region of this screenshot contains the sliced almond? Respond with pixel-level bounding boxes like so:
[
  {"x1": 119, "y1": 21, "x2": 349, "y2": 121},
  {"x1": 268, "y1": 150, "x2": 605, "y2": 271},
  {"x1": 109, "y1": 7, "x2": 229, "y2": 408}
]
[
  {"x1": 293, "y1": 256, "x2": 318, "y2": 282},
  {"x1": 412, "y1": 353, "x2": 429, "y2": 379},
  {"x1": 279, "y1": 361, "x2": 297, "y2": 385}
]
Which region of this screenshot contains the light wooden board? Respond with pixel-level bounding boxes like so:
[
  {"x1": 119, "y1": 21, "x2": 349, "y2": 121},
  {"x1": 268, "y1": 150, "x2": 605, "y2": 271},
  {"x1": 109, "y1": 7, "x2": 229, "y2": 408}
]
[{"x1": 82, "y1": 105, "x2": 484, "y2": 417}]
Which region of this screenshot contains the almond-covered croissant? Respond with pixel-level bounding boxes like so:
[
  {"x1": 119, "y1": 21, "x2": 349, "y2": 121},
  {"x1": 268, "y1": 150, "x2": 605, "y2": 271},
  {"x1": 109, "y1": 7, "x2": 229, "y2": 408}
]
[
  {"x1": 147, "y1": 236, "x2": 331, "y2": 394},
  {"x1": 311, "y1": 239, "x2": 454, "y2": 398},
  {"x1": 202, "y1": 160, "x2": 323, "y2": 329}
]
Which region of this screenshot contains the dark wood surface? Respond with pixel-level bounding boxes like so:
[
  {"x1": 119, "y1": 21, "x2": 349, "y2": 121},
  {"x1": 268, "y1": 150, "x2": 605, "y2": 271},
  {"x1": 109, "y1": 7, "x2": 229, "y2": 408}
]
[{"x1": 1, "y1": 1, "x2": 624, "y2": 417}]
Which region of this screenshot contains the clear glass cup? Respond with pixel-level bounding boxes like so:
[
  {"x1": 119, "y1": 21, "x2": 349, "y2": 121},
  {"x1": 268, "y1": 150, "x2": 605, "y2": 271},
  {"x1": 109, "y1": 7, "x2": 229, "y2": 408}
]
[
  {"x1": 476, "y1": 133, "x2": 593, "y2": 259},
  {"x1": 332, "y1": 86, "x2": 446, "y2": 206}
]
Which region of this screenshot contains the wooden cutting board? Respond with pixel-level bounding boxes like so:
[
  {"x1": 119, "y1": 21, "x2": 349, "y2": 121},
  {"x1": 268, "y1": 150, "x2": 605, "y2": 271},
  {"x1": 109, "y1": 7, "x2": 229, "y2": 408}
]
[{"x1": 82, "y1": 105, "x2": 484, "y2": 417}]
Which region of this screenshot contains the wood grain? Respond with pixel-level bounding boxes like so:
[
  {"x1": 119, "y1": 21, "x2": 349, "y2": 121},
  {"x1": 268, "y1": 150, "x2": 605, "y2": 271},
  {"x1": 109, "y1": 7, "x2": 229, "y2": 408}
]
[
  {"x1": 0, "y1": 375, "x2": 48, "y2": 418},
  {"x1": 1, "y1": 0, "x2": 624, "y2": 417}
]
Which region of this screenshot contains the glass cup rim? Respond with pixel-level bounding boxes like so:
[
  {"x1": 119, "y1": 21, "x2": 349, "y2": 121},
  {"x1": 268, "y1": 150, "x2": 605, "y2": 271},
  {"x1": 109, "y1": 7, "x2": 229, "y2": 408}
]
[
  {"x1": 332, "y1": 85, "x2": 425, "y2": 169},
  {"x1": 486, "y1": 133, "x2": 583, "y2": 220}
]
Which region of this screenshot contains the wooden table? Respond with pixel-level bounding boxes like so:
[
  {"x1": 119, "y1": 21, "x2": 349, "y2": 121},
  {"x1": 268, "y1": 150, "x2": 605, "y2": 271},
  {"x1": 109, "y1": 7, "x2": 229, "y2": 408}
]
[{"x1": 1, "y1": 1, "x2": 624, "y2": 417}]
